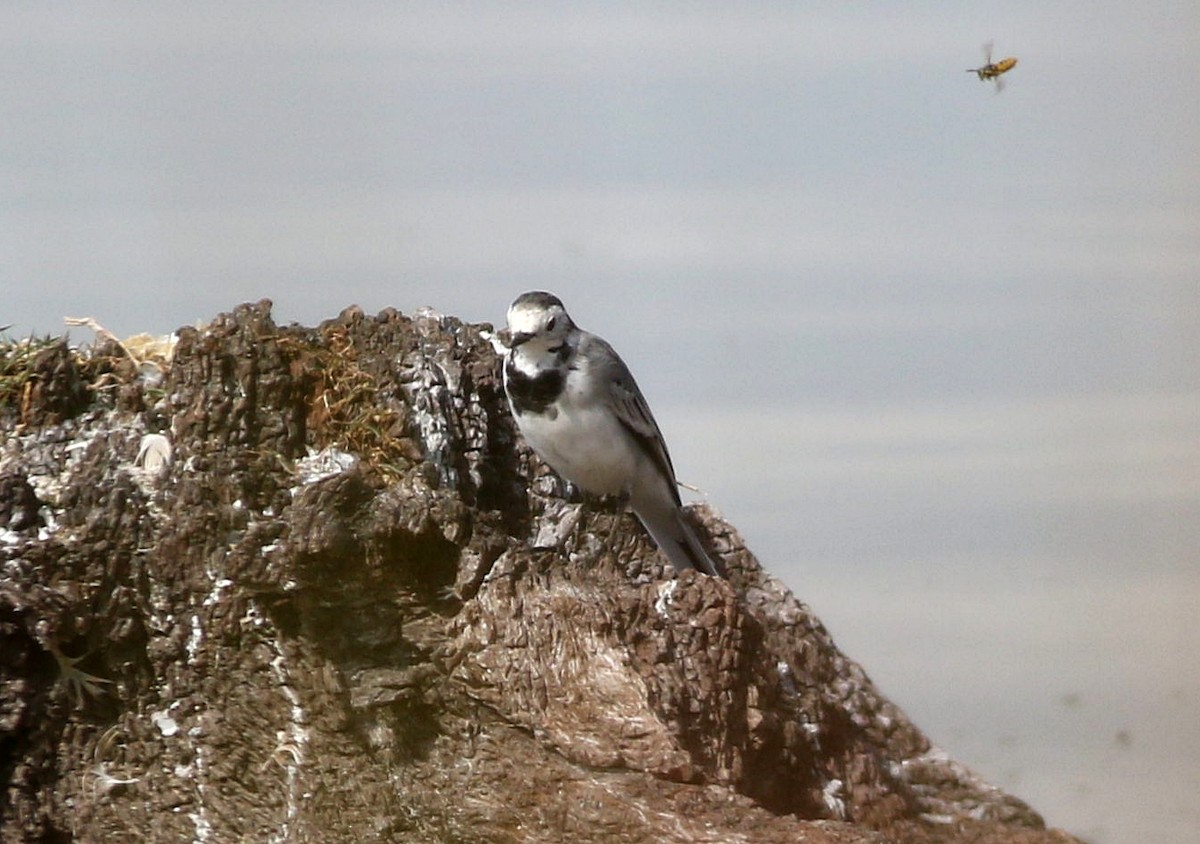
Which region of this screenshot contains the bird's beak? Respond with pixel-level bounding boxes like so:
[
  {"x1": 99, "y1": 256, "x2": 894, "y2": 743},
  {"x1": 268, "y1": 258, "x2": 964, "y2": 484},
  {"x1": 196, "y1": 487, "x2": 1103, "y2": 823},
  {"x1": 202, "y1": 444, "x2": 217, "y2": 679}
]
[{"x1": 505, "y1": 330, "x2": 533, "y2": 349}]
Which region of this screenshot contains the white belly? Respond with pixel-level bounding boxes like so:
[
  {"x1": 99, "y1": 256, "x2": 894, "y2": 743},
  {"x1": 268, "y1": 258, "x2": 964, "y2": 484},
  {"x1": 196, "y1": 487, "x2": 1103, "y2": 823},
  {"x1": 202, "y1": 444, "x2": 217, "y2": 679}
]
[{"x1": 516, "y1": 377, "x2": 639, "y2": 497}]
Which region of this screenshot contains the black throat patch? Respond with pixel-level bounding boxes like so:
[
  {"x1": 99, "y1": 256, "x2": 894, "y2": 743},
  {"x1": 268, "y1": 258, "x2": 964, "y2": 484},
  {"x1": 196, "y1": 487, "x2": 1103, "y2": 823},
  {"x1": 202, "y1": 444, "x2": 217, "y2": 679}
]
[{"x1": 505, "y1": 356, "x2": 566, "y2": 417}]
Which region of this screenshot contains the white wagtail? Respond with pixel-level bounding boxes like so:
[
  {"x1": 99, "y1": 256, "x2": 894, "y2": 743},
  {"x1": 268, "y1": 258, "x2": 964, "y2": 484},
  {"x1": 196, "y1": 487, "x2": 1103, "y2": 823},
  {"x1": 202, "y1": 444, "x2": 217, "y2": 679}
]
[{"x1": 500, "y1": 291, "x2": 724, "y2": 578}]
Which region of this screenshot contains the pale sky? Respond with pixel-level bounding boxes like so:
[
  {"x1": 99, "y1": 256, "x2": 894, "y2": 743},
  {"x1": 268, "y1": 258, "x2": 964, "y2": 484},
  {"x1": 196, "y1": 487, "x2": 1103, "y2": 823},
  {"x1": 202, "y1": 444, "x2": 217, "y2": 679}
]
[{"x1": 3, "y1": 4, "x2": 1198, "y2": 842}]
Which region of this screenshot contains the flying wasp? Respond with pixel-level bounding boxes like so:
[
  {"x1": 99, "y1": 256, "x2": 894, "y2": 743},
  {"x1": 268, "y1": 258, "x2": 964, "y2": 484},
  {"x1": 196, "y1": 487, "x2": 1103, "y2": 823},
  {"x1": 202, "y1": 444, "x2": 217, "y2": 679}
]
[{"x1": 967, "y1": 41, "x2": 1018, "y2": 92}]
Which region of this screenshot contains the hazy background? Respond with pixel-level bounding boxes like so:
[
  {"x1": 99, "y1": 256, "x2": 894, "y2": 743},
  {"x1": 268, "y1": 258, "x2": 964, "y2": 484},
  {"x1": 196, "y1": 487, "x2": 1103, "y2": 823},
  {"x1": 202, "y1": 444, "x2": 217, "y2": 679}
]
[{"x1": 3, "y1": 4, "x2": 1197, "y2": 841}]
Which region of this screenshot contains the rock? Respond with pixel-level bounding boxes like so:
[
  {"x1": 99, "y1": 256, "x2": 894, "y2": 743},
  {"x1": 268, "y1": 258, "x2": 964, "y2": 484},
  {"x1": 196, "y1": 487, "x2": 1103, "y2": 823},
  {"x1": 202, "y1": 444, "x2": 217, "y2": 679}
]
[{"x1": 0, "y1": 303, "x2": 1083, "y2": 843}]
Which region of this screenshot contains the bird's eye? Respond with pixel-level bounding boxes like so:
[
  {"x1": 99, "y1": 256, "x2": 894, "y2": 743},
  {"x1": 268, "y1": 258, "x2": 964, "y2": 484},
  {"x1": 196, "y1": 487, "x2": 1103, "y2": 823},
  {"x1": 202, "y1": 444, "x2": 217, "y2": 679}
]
[{"x1": 546, "y1": 316, "x2": 558, "y2": 331}]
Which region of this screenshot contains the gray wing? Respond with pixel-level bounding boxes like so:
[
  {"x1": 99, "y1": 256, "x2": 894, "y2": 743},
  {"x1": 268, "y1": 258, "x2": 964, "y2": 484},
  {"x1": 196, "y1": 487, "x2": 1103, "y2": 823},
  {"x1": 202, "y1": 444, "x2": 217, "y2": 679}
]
[{"x1": 582, "y1": 334, "x2": 682, "y2": 504}]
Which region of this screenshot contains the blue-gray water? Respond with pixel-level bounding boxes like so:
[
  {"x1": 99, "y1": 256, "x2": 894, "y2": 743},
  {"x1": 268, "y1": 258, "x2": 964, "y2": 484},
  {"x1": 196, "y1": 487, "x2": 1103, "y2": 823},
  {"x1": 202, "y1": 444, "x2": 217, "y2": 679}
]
[{"x1": 3, "y1": 5, "x2": 1197, "y2": 841}]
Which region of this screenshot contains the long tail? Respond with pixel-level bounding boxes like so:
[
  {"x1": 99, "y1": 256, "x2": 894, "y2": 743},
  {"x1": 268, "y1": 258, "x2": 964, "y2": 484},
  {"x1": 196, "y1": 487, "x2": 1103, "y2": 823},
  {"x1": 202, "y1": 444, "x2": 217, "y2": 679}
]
[{"x1": 635, "y1": 504, "x2": 726, "y2": 578}]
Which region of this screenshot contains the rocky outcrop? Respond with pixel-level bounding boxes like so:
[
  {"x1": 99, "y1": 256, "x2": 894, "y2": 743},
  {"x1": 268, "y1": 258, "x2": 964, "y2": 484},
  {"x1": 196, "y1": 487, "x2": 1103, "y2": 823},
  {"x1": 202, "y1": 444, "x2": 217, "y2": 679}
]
[{"x1": 0, "y1": 301, "x2": 1081, "y2": 843}]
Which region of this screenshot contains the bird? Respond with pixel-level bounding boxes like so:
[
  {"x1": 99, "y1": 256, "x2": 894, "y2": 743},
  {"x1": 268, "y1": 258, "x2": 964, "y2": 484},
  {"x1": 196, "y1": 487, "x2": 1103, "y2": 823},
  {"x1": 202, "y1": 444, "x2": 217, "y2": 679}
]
[{"x1": 500, "y1": 291, "x2": 724, "y2": 578}]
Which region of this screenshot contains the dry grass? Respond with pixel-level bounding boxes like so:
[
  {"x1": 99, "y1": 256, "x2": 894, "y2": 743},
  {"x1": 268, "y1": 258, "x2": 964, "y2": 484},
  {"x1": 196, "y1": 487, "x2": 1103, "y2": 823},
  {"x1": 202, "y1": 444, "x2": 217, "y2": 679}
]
[{"x1": 281, "y1": 324, "x2": 418, "y2": 480}]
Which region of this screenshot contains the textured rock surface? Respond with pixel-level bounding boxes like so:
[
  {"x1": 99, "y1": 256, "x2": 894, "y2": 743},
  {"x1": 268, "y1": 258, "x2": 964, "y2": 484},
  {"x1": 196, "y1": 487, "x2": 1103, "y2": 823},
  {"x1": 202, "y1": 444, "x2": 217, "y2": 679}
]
[{"x1": 0, "y1": 301, "x2": 1082, "y2": 843}]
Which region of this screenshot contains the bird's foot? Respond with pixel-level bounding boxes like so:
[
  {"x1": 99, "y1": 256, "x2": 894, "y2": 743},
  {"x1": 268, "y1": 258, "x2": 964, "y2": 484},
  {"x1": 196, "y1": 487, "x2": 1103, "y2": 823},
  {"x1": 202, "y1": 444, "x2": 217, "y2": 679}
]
[{"x1": 47, "y1": 642, "x2": 112, "y2": 705}]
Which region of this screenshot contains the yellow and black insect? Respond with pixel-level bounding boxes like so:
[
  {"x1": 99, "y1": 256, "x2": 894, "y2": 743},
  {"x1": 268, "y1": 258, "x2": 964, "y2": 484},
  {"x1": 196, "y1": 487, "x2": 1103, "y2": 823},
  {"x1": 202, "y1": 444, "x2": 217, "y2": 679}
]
[{"x1": 967, "y1": 41, "x2": 1018, "y2": 91}]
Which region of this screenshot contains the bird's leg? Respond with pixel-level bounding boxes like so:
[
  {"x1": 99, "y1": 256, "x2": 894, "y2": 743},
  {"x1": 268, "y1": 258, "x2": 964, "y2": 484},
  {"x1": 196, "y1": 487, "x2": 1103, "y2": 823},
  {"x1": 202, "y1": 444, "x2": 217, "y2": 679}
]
[
  {"x1": 560, "y1": 477, "x2": 585, "y2": 504},
  {"x1": 590, "y1": 493, "x2": 631, "y2": 562}
]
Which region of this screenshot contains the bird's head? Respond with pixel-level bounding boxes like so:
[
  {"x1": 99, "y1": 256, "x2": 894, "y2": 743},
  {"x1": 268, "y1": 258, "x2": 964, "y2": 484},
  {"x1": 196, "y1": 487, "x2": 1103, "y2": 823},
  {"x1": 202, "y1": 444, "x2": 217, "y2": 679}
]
[{"x1": 501, "y1": 291, "x2": 574, "y2": 352}]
